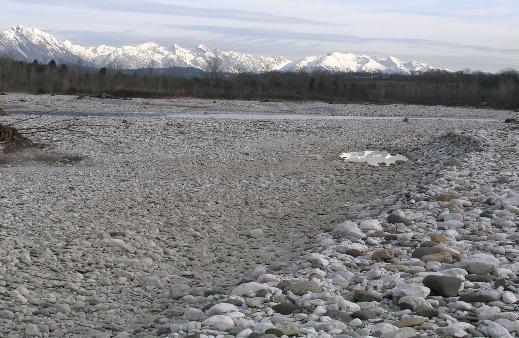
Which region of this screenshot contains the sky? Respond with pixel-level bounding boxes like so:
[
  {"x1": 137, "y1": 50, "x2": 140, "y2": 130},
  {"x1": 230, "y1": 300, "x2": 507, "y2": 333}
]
[{"x1": 1, "y1": 0, "x2": 518, "y2": 72}]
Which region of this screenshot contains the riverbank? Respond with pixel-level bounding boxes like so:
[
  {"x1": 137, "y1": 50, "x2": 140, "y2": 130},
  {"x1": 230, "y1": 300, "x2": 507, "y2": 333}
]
[{"x1": 0, "y1": 94, "x2": 517, "y2": 337}]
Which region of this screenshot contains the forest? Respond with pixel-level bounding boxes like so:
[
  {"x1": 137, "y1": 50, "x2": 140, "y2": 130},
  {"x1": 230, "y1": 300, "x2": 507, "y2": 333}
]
[{"x1": 0, "y1": 57, "x2": 518, "y2": 110}]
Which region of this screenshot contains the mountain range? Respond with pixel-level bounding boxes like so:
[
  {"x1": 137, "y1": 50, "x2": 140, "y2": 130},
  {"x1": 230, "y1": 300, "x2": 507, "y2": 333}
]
[{"x1": 0, "y1": 26, "x2": 436, "y2": 74}]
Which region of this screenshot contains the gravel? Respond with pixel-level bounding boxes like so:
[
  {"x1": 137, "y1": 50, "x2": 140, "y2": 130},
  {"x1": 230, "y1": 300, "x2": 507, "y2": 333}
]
[{"x1": 0, "y1": 94, "x2": 518, "y2": 337}]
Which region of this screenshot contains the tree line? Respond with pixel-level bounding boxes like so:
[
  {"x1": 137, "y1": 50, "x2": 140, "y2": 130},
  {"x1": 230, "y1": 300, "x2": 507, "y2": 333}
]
[{"x1": 0, "y1": 57, "x2": 518, "y2": 110}]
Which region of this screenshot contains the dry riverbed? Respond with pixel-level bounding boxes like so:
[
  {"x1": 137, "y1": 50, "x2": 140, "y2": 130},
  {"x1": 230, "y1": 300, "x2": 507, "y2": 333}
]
[{"x1": 0, "y1": 94, "x2": 518, "y2": 337}]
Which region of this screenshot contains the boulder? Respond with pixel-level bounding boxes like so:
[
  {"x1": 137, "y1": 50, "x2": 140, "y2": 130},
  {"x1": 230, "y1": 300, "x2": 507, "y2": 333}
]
[{"x1": 423, "y1": 275, "x2": 463, "y2": 297}]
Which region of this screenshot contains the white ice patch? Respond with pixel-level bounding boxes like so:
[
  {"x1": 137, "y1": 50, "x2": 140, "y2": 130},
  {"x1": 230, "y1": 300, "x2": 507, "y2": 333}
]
[{"x1": 340, "y1": 150, "x2": 408, "y2": 166}]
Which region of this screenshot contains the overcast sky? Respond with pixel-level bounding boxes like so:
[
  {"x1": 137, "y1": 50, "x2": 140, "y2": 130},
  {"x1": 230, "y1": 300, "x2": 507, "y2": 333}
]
[{"x1": 1, "y1": 0, "x2": 518, "y2": 71}]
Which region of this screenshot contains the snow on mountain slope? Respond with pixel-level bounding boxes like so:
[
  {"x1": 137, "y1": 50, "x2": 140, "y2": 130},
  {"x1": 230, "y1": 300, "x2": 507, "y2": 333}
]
[
  {"x1": 282, "y1": 52, "x2": 435, "y2": 74},
  {"x1": 0, "y1": 26, "x2": 81, "y2": 64},
  {"x1": 0, "y1": 26, "x2": 436, "y2": 74}
]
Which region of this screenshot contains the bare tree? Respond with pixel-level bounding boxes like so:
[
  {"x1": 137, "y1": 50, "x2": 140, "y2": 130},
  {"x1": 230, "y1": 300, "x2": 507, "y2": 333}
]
[{"x1": 204, "y1": 49, "x2": 223, "y2": 88}]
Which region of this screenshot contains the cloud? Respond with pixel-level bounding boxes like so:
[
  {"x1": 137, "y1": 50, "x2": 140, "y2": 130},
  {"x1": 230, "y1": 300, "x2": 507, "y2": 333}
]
[
  {"x1": 177, "y1": 25, "x2": 519, "y2": 54},
  {"x1": 11, "y1": 0, "x2": 333, "y2": 26}
]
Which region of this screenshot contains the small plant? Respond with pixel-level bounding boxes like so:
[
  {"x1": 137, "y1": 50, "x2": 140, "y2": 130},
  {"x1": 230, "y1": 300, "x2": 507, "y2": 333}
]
[
  {"x1": 0, "y1": 107, "x2": 8, "y2": 116},
  {"x1": 403, "y1": 117, "x2": 410, "y2": 123},
  {"x1": 504, "y1": 118, "x2": 518, "y2": 124}
]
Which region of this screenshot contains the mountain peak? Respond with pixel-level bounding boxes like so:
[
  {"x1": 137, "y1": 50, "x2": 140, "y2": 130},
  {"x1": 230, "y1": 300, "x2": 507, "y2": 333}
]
[{"x1": 0, "y1": 26, "x2": 437, "y2": 74}]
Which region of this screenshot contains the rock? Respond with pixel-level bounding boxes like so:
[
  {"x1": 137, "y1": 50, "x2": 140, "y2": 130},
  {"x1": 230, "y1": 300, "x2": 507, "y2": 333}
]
[
  {"x1": 479, "y1": 320, "x2": 513, "y2": 338},
  {"x1": 257, "y1": 274, "x2": 279, "y2": 283},
  {"x1": 170, "y1": 320, "x2": 201, "y2": 333},
  {"x1": 0, "y1": 310, "x2": 14, "y2": 319},
  {"x1": 359, "y1": 219, "x2": 383, "y2": 231},
  {"x1": 460, "y1": 289, "x2": 500, "y2": 303},
  {"x1": 502, "y1": 291, "x2": 518, "y2": 304},
  {"x1": 245, "y1": 297, "x2": 265, "y2": 307},
  {"x1": 439, "y1": 220, "x2": 465, "y2": 229},
  {"x1": 156, "y1": 325, "x2": 171, "y2": 335},
  {"x1": 444, "y1": 213, "x2": 463, "y2": 222},
  {"x1": 284, "y1": 281, "x2": 321, "y2": 296},
  {"x1": 24, "y1": 324, "x2": 42, "y2": 337},
  {"x1": 103, "y1": 238, "x2": 134, "y2": 252},
  {"x1": 265, "y1": 323, "x2": 301, "y2": 336},
  {"x1": 353, "y1": 289, "x2": 383, "y2": 302},
  {"x1": 387, "y1": 213, "x2": 412, "y2": 226},
  {"x1": 371, "y1": 323, "x2": 399, "y2": 336},
  {"x1": 435, "y1": 194, "x2": 459, "y2": 202},
  {"x1": 392, "y1": 284, "x2": 430, "y2": 299},
  {"x1": 421, "y1": 252, "x2": 453, "y2": 263},
  {"x1": 243, "y1": 228, "x2": 264, "y2": 238},
  {"x1": 398, "y1": 296, "x2": 432, "y2": 311},
  {"x1": 431, "y1": 234, "x2": 449, "y2": 243},
  {"x1": 394, "y1": 316, "x2": 426, "y2": 328},
  {"x1": 327, "y1": 310, "x2": 352, "y2": 323},
  {"x1": 345, "y1": 243, "x2": 369, "y2": 257},
  {"x1": 307, "y1": 253, "x2": 329, "y2": 268},
  {"x1": 202, "y1": 315, "x2": 235, "y2": 331},
  {"x1": 502, "y1": 196, "x2": 519, "y2": 207},
  {"x1": 383, "y1": 327, "x2": 418, "y2": 338},
  {"x1": 350, "y1": 318, "x2": 363, "y2": 327},
  {"x1": 334, "y1": 221, "x2": 365, "y2": 239},
  {"x1": 352, "y1": 310, "x2": 378, "y2": 320},
  {"x1": 272, "y1": 302, "x2": 299, "y2": 315},
  {"x1": 169, "y1": 283, "x2": 191, "y2": 300},
  {"x1": 231, "y1": 282, "x2": 269, "y2": 296},
  {"x1": 411, "y1": 246, "x2": 447, "y2": 259},
  {"x1": 495, "y1": 319, "x2": 519, "y2": 334},
  {"x1": 460, "y1": 253, "x2": 500, "y2": 274},
  {"x1": 372, "y1": 249, "x2": 394, "y2": 261},
  {"x1": 466, "y1": 274, "x2": 495, "y2": 282},
  {"x1": 422, "y1": 275, "x2": 463, "y2": 297},
  {"x1": 415, "y1": 305, "x2": 439, "y2": 318},
  {"x1": 420, "y1": 241, "x2": 439, "y2": 247},
  {"x1": 10, "y1": 290, "x2": 28, "y2": 304},
  {"x1": 184, "y1": 307, "x2": 203, "y2": 321},
  {"x1": 206, "y1": 303, "x2": 239, "y2": 316}
]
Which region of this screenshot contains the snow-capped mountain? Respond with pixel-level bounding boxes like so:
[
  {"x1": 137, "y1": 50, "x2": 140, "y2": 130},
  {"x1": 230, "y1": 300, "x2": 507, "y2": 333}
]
[
  {"x1": 281, "y1": 52, "x2": 434, "y2": 74},
  {"x1": 0, "y1": 26, "x2": 436, "y2": 74},
  {"x1": 0, "y1": 26, "x2": 80, "y2": 65}
]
